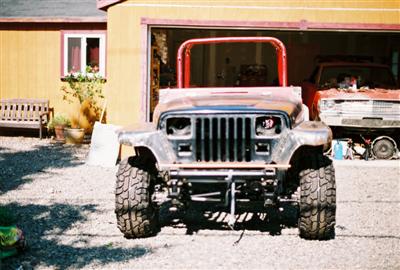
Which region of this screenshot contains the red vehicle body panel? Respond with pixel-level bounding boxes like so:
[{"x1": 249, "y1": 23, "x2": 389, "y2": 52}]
[
  {"x1": 302, "y1": 62, "x2": 400, "y2": 120},
  {"x1": 307, "y1": 87, "x2": 400, "y2": 120}
]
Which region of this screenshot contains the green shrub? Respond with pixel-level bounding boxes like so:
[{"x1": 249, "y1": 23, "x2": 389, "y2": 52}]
[{"x1": 47, "y1": 113, "x2": 71, "y2": 130}]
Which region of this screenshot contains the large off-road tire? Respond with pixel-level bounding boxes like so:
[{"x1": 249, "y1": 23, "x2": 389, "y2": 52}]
[
  {"x1": 298, "y1": 154, "x2": 336, "y2": 240},
  {"x1": 115, "y1": 156, "x2": 159, "y2": 239}
]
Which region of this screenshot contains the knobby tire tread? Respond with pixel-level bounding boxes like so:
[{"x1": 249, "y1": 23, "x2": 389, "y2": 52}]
[
  {"x1": 115, "y1": 157, "x2": 159, "y2": 239},
  {"x1": 299, "y1": 154, "x2": 336, "y2": 240}
]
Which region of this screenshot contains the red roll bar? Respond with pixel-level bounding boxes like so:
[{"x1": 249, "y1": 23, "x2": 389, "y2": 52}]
[{"x1": 176, "y1": 37, "x2": 288, "y2": 88}]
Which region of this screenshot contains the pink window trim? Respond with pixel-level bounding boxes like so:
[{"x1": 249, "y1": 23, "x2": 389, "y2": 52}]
[
  {"x1": 140, "y1": 23, "x2": 148, "y2": 122},
  {"x1": 60, "y1": 30, "x2": 107, "y2": 78}
]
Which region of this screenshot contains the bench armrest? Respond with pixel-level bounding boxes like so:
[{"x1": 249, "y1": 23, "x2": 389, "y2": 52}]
[
  {"x1": 39, "y1": 111, "x2": 51, "y2": 124},
  {"x1": 49, "y1": 107, "x2": 54, "y2": 118},
  {"x1": 39, "y1": 111, "x2": 50, "y2": 117}
]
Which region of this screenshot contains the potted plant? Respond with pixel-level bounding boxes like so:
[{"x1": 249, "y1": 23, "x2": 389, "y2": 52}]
[
  {"x1": 47, "y1": 113, "x2": 71, "y2": 141},
  {"x1": 64, "y1": 126, "x2": 85, "y2": 144},
  {"x1": 61, "y1": 66, "x2": 105, "y2": 143}
]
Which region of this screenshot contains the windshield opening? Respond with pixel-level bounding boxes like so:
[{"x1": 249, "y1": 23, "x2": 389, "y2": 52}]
[{"x1": 319, "y1": 66, "x2": 397, "y2": 90}]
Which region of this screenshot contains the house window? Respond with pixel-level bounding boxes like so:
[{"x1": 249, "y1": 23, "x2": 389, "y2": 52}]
[{"x1": 62, "y1": 32, "x2": 106, "y2": 77}]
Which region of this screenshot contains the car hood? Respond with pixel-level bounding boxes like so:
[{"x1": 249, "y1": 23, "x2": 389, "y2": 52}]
[
  {"x1": 153, "y1": 87, "x2": 303, "y2": 124},
  {"x1": 317, "y1": 88, "x2": 400, "y2": 101}
]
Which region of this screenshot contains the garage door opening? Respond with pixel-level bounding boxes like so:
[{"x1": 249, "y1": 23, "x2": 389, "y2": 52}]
[{"x1": 148, "y1": 27, "x2": 399, "y2": 119}]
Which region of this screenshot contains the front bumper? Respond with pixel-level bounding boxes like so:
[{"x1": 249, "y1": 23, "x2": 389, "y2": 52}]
[
  {"x1": 319, "y1": 113, "x2": 400, "y2": 129},
  {"x1": 165, "y1": 162, "x2": 289, "y2": 183}
]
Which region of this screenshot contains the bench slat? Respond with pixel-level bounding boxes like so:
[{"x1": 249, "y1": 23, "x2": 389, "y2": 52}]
[
  {"x1": 1, "y1": 100, "x2": 49, "y2": 118},
  {"x1": 0, "y1": 121, "x2": 41, "y2": 128}
]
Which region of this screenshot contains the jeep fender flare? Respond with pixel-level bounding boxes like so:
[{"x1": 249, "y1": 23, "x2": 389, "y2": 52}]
[
  {"x1": 118, "y1": 129, "x2": 177, "y2": 165},
  {"x1": 272, "y1": 121, "x2": 332, "y2": 165}
]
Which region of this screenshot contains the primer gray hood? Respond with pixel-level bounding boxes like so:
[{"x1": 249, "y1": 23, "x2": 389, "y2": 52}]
[{"x1": 153, "y1": 87, "x2": 305, "y2": 125}]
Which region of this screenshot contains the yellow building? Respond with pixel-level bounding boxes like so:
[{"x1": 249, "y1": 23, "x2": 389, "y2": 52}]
[
  {"x1": 98, "y1": 0, "x2": 400, "y2": 127},
  {"x1": 0, "y1": 0, "x2": 107, "y2": 120},
  {"x1": 1, "y1": 0, "x2": 399, "y2": 131}
]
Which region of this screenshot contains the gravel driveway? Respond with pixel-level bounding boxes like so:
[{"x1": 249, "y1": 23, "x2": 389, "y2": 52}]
[{"x1": 1, "y1": 136, "x2": 399, "y2": 270}]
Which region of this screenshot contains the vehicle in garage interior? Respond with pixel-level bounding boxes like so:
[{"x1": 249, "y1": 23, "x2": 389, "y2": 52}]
[
  {"x1": 114, "y1": 37, "x2": 336, "y2": 240},
  {"x1": 301, "y1": 59, "x2": 400, "y2": 159}
]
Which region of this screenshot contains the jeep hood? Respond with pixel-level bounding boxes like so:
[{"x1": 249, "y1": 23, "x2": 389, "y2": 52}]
[
  {"x1": 153, "y1": 87, "x2": 303, "y2": 124},
  {"x1": 317, "y1": 88, "x2": 400, "y2": 101}
]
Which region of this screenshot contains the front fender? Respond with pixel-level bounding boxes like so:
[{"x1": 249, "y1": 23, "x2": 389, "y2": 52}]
[
  {"x1": 271, "y1": 121, "x2": 332, "y2": 164},
  {"x1": 118, "y1": 121, "x2": 331, "y2": 168},
  {"x1": 118, "y1": 126, "x2": 177, "y2": 165}
]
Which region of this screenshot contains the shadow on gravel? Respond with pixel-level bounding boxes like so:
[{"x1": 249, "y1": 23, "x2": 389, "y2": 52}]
[
  {"x1": 160, "y1": 203, "x2": 299, "y2": 237},
  {"x1": 0, "y1": 143, "x2": 84, "y2": 194},
  {"x1": 1, "y1": 203, "x2": 151, "y2": 269}
]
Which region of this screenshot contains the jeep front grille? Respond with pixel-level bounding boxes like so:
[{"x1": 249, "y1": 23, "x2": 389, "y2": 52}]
[{"x1": 195, "y1": 116, "x2": 252, "y2": 162}]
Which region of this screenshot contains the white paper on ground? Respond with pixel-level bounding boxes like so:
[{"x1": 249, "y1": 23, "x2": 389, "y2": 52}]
[{"x1": 86, "y1": 122, "x2": 121, "y2": 167}]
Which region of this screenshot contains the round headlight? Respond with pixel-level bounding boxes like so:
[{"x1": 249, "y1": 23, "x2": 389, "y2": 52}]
[
  {"x1": 326, "y1": 100, "x2": 335, "y2": 109},
  {"x1": 256, "y1": 116, "x2": 282, "y2": 136},
  {"x1": 166, "y1": 117, "x2": 191, "y2": 136},
  {"x1": 319, "y1": 99, "x2": 336, "y2": 111}
]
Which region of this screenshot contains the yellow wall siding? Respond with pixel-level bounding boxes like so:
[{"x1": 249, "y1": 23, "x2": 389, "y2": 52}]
[
  {"x1": 105, "y1": 8, "x2": 144, "y2": 126},
  {"x1": 105, "y1": 1, "x2": 400, "y2": 126},
  {"x1": 0, "y1": 29, "x2": 73, "y2": 116},
  {"x1": 0, "y1": 26, "x2": 107, "y2": 121},
  {"x1": 119, "y1": 0, "x2": 400, "y2": 25},
  {"x1": 121, "y1": 0, "x2": 399, "y2": 9}
]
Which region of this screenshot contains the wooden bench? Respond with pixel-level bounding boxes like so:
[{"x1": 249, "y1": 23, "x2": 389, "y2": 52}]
[{"x1": 0, "y1": 99, "x2": 53, "y2": 139}]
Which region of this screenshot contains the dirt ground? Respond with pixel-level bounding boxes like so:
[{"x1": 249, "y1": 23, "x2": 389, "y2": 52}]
[{"x1": 1, "y1": 136, "x2": 399, "y2": 270}]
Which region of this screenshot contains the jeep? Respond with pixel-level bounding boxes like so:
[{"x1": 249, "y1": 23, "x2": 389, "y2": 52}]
[{"x1": 115, "y1": 37, "x2": 336, "y2": 240}]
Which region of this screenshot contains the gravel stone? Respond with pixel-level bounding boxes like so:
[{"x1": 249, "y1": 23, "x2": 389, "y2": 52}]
[{"x1": 1, "y1": 136, "x2": 399, "y2": 269}]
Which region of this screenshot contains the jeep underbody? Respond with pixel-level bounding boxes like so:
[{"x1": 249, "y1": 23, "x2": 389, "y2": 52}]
[{"x1": 115, "y1": 37, "x2": 336, "y2": 240}]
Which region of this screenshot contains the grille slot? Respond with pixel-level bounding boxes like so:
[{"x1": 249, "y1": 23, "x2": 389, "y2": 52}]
[{"x1": 195, "y1": 116, "x2": 252, "y2": 162}]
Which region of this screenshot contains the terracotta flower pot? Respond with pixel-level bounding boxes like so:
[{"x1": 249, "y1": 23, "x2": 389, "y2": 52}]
[
  {"x1": 64, "y1": 128, "x2": 85, "y2": 144},
  {"x1": 54, "y1": 125, "x2": 66, "y2": 141}
]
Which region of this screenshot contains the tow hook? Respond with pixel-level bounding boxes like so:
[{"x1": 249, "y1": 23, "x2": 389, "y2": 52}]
[
  {"x1": 168, "y1": 179, "x2": 184, "y2": 211},
  {"x1": 262, "y1": 179, "x2": 278, "y2": 207}
]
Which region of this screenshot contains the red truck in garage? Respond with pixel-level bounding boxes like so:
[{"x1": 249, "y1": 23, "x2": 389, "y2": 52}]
[{"x1": 301, "y1": 60, "x2": 400, "y2": 159}]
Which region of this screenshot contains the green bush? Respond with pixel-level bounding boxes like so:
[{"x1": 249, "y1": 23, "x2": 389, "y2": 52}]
[
  {"x1": 61, "y1": 66, "x2": 105, "y2": 112},
  {"x1": 47, "y1": 113, "x2": 71, "y2": 130}
]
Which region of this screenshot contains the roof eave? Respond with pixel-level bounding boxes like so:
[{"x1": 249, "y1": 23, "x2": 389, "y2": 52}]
[
  {"x1": 0, "y1": 17, "x2": 107, "y2": 23},
  {"x1": 97, "y1": 0, "x2": 124, "y2": 10}
]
